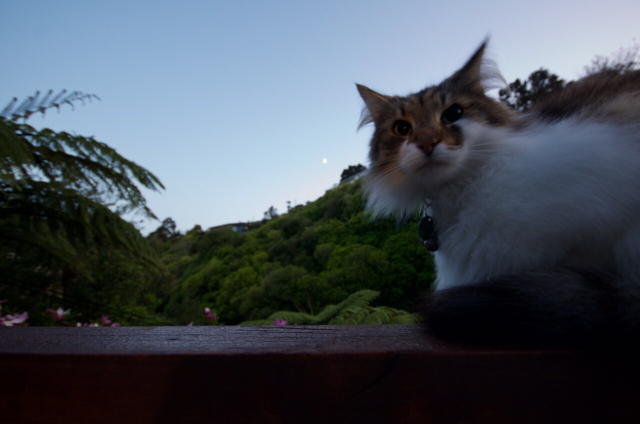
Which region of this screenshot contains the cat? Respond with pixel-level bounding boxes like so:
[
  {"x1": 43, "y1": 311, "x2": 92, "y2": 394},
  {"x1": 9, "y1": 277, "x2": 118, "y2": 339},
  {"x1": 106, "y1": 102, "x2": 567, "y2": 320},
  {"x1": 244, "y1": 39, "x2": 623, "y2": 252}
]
[{"x1": 356, "y1": 41, "x2": 640, "y2": 349}]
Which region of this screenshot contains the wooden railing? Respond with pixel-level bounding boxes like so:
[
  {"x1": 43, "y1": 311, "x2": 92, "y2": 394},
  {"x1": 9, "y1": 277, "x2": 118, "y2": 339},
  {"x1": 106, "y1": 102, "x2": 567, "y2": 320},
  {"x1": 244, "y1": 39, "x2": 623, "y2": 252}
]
[{"x1": 1, "y1": 325, "x2": 639, "y2": 423}]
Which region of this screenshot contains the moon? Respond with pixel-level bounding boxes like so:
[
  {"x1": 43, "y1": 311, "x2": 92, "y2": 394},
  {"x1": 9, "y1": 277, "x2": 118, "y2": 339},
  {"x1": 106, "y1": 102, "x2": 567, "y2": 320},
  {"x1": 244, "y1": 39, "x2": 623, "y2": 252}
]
[{"x1": 322, "y1": 158, "x2": 327, "y2": 164}]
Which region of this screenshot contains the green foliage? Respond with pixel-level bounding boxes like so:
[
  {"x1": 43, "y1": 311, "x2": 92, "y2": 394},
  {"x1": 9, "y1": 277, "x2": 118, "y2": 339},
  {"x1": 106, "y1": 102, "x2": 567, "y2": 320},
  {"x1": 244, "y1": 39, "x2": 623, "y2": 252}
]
[
  {"x1": 0, "y1": 91, "x2": 170, "y2": 326},
  {"x1": 240, "y1": 290, "x2": 418, "y2": 325},
  {"x1": 162, "y1": 179, "x2": 435, "y2": 325},
  {"x1": 0, "y1": 100, "x2": 164, "y2": 273}
]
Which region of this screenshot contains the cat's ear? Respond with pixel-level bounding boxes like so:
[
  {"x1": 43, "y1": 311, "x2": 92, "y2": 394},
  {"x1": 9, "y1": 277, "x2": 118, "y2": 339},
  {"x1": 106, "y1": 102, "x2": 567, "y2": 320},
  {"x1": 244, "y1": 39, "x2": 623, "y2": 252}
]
[
  {"x1": 446, "y1": 41, "x2": 489, "y2": 93},
  {"x1": 356, "y1": 84, "x2": 392, "y2": 129}
]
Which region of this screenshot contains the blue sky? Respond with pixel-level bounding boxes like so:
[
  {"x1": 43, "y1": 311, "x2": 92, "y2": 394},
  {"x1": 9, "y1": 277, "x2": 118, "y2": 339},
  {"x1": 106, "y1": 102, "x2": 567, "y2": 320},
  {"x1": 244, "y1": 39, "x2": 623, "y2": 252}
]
[{"x1": 1, "y1": 0, "x2": 638, "y2": 233}]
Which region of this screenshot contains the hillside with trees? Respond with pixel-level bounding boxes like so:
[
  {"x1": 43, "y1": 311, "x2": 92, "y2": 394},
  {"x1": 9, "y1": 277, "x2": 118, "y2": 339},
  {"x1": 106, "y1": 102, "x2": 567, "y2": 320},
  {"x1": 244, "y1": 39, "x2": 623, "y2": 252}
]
[{"x1": 153, "y1": 178, "x2": 434, "y2": 325}]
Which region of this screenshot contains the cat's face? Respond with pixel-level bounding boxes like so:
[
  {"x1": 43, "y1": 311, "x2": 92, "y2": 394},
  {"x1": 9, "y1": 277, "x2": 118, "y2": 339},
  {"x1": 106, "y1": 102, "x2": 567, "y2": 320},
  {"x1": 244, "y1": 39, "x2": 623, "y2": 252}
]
[{"x1": 357, "y1": 42, "x2": 514, "y2": 216}]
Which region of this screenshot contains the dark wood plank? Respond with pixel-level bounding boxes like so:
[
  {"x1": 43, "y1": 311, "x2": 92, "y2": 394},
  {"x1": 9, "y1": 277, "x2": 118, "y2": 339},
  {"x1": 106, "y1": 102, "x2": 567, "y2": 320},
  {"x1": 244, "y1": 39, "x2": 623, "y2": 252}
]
[
  {"x1": 1, "y1": 325, "x2": 639, "y2": 424},
  {"x1": 0, "y1": 325, "x2": 449, "y2": 354}
]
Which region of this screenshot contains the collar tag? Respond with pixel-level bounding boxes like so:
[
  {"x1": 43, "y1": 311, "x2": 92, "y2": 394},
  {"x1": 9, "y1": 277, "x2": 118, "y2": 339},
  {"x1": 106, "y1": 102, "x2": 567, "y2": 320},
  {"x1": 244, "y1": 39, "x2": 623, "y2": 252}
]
[{"x1": 418, "y1": 215, "x2": 438, "y2": 251}]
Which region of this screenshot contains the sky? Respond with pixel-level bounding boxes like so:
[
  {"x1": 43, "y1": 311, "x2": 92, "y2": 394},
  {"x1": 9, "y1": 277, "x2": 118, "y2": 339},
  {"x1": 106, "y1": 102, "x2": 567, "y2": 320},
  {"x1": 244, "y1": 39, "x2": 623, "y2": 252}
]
[{"x1": 1, "y1": 0, "x2": 638, "y2": 233}]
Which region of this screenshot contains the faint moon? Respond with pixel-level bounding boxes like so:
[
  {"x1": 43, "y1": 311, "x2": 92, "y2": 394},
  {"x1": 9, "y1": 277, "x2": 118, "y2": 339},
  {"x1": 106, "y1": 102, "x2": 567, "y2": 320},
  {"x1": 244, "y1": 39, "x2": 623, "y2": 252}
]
[{"x1": 322, "y1": 158, "x2": 327, "y2": 164}]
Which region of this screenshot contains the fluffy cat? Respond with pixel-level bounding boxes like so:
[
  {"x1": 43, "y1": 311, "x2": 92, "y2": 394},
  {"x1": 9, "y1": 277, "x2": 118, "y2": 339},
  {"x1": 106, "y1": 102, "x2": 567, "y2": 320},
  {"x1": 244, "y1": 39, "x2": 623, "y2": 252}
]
[{"x1": 357, "y1": 41, "x2": 640, "y2": 349}]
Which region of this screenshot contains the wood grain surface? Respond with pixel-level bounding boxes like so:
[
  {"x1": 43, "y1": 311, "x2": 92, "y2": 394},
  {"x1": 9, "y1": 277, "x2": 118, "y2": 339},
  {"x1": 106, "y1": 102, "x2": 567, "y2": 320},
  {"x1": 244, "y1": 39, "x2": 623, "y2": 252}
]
[{"x1": 1, "y1": 325, "x2": 639, "y2": 423}]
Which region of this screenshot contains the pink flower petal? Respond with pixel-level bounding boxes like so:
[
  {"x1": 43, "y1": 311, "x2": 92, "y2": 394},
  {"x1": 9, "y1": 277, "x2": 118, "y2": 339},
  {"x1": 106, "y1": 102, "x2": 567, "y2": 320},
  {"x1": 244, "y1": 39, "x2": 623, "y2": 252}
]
[
  {"x1": 13, "y1": 312, "x2": 28, "y2": 324},
  {"x1": 54, "y1": 307, "x2": 66, "y2": 321},
  {"x1": 1, "y1": 312, "x2": 28, "y2": 326}
]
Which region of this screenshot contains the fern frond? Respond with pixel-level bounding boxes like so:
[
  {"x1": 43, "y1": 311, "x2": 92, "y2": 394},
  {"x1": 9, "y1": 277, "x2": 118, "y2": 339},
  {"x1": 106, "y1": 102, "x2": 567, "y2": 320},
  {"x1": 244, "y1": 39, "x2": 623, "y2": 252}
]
[
  {"x1": 0, "y1": 118, "x2": 163, "y2": 219},
  {"x1": 314, "y1": 289, "x2": 380, "y2": 322},
  {"x1": 0, "y1": 90, "x2": 100, "y2": 121},
  {"x1": 0, "y1": 93, "x2": 165, "y2": 275},
  {"x1": 0, "y1": 121, "x2": 35, "y2": 189},
  {"x1": 0, "y1": 181, "x2": 163, "y2": 274},
  {"x1": 239, "y1": 290, "x2": 416, "y2": 326},
  {"x1": 328, "y1": 305, "x2": 418, "y2": 325}
]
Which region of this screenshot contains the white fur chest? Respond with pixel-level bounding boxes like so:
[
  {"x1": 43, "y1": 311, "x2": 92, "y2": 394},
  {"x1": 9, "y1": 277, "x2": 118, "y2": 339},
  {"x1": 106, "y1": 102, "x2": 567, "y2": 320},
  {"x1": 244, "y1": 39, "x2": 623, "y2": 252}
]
[{"x1": 431, "y1": 120, "x2": 640, "y2": 290}]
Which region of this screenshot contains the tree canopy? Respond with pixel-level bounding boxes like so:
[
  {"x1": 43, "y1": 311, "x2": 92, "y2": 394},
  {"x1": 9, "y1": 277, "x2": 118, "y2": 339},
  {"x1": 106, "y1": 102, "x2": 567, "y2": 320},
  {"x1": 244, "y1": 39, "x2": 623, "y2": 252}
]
[
  {"x1": 498, "y1": 69, "x2": 566, "y2": 112},
  {"x1": 160, "y1": 178, "x2": 435, "y2": 326},
  {"x1": 498, "y1": 44, "x2": 639, "y2": 112},
  {"x1": 340, "y1": 164, "x2": 366, "y2": 182}
]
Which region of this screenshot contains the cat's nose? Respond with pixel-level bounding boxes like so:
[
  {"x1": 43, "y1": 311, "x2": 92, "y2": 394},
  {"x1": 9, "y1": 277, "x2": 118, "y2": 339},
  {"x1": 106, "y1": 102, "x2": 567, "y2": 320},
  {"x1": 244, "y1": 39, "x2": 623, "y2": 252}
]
[{"x1": 414, "y1": 137, "x2": 440, "y2": 156}]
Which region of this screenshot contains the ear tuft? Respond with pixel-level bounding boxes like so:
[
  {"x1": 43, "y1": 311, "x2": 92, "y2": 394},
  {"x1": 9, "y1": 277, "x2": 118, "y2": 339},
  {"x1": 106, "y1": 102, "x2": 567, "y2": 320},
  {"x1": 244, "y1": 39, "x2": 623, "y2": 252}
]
[
  {"x1": 356, "y1": 84, "x2": 391, "y2": 129},
  {"x1": 445, "y1": 39, "x2": 505, "y2": 94}
]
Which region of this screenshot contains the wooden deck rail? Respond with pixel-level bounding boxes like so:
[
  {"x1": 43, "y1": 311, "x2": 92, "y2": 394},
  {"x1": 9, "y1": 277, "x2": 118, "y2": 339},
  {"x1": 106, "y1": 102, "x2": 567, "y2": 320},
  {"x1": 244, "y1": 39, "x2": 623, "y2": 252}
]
[{"x1": 1, "y1": 325, "x2": 639, "y2": 423}]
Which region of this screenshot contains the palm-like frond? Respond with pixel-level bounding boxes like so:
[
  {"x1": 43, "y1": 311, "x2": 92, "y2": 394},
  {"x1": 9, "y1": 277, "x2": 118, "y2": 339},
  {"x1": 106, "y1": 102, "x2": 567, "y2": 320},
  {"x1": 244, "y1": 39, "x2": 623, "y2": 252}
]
[
  {"x1": 0, "y1": 91, "x2": 165, "y2": 276},
  {"x1": 328, "y1": 305, "x2": 418, "y2": 325},
  {"x1": 240, "y1": 290, "x2": 418, "y2": 325},
  {"x1": 1, "y1": 119, "x2": 163, "y2": 218},
  {"x1": 1, "y1": 181, "x2": 162, "y2": 271},
  {"x1": 1, "y1": 90, "x2": 99, "y2": 121}
]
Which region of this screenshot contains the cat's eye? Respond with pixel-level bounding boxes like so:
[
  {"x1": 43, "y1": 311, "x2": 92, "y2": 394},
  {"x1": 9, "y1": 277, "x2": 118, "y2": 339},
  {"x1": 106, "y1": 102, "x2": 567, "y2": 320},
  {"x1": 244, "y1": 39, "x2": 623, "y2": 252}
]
[
  {"x1": 393, "y1": 120, "x2": 412, "y2": 137},
  {"x1": 441, "y1": 104, "x2": 464, "y2": 124}
]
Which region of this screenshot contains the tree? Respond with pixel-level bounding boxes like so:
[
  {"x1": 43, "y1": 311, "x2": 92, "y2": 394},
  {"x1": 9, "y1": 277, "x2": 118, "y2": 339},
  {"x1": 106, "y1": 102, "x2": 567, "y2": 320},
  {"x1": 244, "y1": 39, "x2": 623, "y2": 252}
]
[
  {"x1": 499, "y1": 44, "x2": 639, "y2": 113},
  {"x1": 0, "y1": 90, "x2": 167, "y2": 324},
  {"x1": 499, "y1": 69, "x2": 566, "y2": 112},
  {"x1": 263, "y1": 205, "x2": 279, "y2": 220},
  {"x1": 148, "y1": 217, "x2": 180, "y2": 242},
  {"x1": 259, "y1": 265, "x2": 312, "y2": 313},
  {"x1": 340, "y1": 164, "x2": 366, "y2": 182}
]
